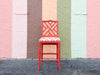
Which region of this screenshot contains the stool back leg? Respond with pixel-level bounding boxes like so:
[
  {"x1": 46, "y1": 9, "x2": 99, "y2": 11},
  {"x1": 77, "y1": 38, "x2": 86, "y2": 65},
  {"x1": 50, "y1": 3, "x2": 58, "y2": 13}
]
[
  {"x1": 38, "y1": 42, "x2": 41, "y2": 70},
  {"x1": 58, "y1": 42, "x2": 61, "y2": 71},
  {"x1": 41, "y1": 44, "x2": 43, "y2": 60},
  {"x1": 57, "y1": 44, "x2": 58, "y2": 60}
]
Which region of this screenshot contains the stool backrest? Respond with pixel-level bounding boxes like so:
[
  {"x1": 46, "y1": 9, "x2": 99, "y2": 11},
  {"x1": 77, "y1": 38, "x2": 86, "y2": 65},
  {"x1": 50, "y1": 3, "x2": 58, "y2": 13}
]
[{"x1": 42, "y1": 20, "x2": 58, "y2": 37}]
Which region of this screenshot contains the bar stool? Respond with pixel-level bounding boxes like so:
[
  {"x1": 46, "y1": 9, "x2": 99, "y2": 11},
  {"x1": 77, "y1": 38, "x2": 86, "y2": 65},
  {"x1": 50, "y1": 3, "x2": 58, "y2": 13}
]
[{"x1": 38, "y1": 20, "x2": 61, "y2": 71}]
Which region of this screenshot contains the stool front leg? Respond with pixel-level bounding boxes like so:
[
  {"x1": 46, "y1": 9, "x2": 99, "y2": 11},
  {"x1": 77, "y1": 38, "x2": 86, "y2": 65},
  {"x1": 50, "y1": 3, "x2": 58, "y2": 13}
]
[
  {"x1": 57, "y1": 44, "x2": 58, "y2": 60},
  {"x1": 58, "y1": 42, "x2": 61, "y2": 71},
  {"x1": 38, "y1": 42, "x2": 41, "y2": 70},
  {"x1": 41, "y1": 44, "x2": 43, "y2": 60}
]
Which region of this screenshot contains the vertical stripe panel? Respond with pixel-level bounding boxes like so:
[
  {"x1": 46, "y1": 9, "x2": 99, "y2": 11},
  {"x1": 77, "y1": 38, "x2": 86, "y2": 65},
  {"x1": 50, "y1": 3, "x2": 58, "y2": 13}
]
[
  {"x1": 42, "y1": 0, "x2": 57, "y2": 58},
  {"x1": 87, "y1": 0, "x2": 100, "y2": 58},
  {"x1": 12, "y1": 0, "x2": 27, "y2": 58},
  {"x1": 57, "y1": 0, "x2": 71, "y2": 58},
  {"x1": 27, "y1": 0, "x2": 42, "y2": 58},
  {"x1": 42, "y1": 0, "x2": 57, "y2": 20},
  {"x1": 71, "y1": 0, "x2": 86, "y2": 58},
  {"x1": 0, "y1": 0, "x2": 12, "y2": 58}
]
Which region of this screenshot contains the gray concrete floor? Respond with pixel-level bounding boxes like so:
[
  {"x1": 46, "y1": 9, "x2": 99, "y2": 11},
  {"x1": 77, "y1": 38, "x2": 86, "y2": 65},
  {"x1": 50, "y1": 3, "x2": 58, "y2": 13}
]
[{"x1": 0, "y1": 59, "x2": 100, "y2": 75}]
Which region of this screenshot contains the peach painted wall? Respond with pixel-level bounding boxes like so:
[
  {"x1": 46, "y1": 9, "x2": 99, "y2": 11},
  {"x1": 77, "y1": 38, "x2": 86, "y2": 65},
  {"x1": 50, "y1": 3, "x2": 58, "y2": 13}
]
[
  {"x1": 42, "y1": 0, "x2": 57, "y2": 58},
  {"x1": 0, "y1": 0, "x2": 12, "y2": 58},
  {"x1": 87, "y1": 0, "x2": 100, "y2": 58},
  {"x1": 42, "y1": 0, "x2": 57, "y2": 20}
]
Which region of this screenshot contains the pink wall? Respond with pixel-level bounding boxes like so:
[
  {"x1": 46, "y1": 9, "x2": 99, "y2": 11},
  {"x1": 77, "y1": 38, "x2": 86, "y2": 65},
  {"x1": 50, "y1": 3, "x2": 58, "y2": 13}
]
[
  {"x1": 12, "y1": 0, "x2": 27, "y2": 58},
  {"x1": 0, "y1": 0, "x2": 12, "y2": 58},
  {"x1": 87, "y1": 0, "x2": 100, "y2": 58}
]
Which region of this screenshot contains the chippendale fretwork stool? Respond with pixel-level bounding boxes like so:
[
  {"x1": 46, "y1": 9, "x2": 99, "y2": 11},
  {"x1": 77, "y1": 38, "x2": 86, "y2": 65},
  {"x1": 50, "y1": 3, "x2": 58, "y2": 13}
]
[{"x1": 38, "y1": 20, "x2": 61, "y2": 71}]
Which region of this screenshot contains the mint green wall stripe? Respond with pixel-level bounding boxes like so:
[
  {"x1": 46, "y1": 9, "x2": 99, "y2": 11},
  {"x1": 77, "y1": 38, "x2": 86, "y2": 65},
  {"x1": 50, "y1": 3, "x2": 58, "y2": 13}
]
[
  {"x1": 57, "y1": 0, "x2": 71, "y2": 58},
  {"x1": 71, "y1": 0, "x2": 86, "y2": 58}
]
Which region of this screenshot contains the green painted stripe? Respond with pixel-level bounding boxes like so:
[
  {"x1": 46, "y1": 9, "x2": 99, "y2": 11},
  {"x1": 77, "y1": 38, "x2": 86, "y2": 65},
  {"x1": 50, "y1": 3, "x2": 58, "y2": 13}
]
[
  {"x1": 57, "y1": 0, "x2": 71, "y2": 58},
  {"x1": 71, "y1": 0, "x2": 86, "y2": 58}
]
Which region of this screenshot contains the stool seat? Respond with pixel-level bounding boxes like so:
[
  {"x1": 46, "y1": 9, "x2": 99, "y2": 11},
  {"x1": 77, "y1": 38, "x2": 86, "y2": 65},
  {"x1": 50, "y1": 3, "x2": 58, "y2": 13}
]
[{"x1": 39, "y1": 37, "x2": 60, "y2": 41}]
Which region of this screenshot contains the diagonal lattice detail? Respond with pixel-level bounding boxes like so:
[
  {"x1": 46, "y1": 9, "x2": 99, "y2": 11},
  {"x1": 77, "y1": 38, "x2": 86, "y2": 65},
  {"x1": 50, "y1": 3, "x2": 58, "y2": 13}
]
[{"x1": 42, "y1": 21, "x2": 58, "y2": 37}]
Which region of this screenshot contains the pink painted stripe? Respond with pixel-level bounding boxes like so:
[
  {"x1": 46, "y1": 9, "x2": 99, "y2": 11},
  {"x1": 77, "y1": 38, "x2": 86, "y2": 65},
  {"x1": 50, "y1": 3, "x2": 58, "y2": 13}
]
[
  {"x1": 0, "y1": 0, "x2": 12, "y2": 58},
  {"x1": 87, "y1": 0, "x2": 100, "y2": 58},
  {"x1": 12, "y1": 0, "x2": 27, "y2": 58}
]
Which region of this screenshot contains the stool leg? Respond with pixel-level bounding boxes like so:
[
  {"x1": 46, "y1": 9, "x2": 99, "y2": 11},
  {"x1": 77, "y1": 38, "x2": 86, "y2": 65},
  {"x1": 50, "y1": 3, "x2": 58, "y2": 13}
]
[
  {"x1": 40, "y1": 43, "x2": 43, "y2": 60},
  {"x1": 41, "y1": 44, "x2": 43, "y2": 60},
  {"x1": 57, "y1": 44, "x2": 58, "y2": 60},
  {"x1": 58, "y1": 42, "x2": 61, "y2": 71},
  {"x1": 38, "y1": 42, "x2": 41, "y2": 70}
]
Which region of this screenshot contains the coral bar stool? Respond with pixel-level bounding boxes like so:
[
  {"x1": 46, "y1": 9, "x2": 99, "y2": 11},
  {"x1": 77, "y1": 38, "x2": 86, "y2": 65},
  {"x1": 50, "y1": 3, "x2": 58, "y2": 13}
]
[{"x1": 38, "y1": 20, "x2": 61, "y2": 71}]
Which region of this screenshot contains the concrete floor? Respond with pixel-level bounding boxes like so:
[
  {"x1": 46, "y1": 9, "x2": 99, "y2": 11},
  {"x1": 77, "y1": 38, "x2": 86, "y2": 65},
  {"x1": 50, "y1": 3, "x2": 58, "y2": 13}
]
[{"x1": 0, "y1": 59, "x2": 100, "y2": 75}]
